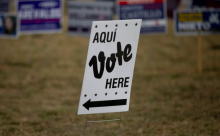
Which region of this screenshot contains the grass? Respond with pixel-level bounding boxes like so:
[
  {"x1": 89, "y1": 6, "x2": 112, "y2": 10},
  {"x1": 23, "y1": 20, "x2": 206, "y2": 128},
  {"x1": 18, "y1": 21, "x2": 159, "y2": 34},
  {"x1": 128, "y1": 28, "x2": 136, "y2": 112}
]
[{"x1": 0, "y1": 18, "x2": 220, "y2": 136}]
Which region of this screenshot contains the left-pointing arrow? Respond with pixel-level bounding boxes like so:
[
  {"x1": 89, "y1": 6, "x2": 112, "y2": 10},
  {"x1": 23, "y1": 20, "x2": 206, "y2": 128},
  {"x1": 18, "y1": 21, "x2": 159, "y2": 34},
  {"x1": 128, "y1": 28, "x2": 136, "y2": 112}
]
[{"x1": 83, "y1": 99, "x2": 127, "y2": 110}]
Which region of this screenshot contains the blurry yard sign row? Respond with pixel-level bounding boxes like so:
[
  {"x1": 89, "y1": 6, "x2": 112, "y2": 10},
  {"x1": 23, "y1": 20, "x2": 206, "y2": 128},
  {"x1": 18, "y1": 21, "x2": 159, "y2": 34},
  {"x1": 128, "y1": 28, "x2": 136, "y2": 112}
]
[
  {"x1": 78, "y1": 19, "x2": 142, "y2": 115},
  {"x1": 0, "y1": 0, "x2": 10, "y2": 13},
  {"x1": 118, "y1": 0, "x2": 167, "y2": 34},
  {"x1": 67, "y1": 1, "x2": 114, "y2": 36},
  {"x1": 174, "y1": 9, "x2": 220, "y2": 35},
  {"x1": 0, "y1": 14, "x2": 19, "y2": 39},
  {"x1": 174, "y1": 9, "x2": 220, "y2": 73},
  {"x1": 17, "y1": 0, "x2": 63, "y2": 34}
]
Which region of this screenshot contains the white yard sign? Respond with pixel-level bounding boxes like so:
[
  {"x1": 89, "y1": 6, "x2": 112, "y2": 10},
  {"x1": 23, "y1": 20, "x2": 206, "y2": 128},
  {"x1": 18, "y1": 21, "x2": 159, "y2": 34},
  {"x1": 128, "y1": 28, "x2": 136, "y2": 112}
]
[{"x1": 77, "y1": 19, "x2": 142, "y2": 115}]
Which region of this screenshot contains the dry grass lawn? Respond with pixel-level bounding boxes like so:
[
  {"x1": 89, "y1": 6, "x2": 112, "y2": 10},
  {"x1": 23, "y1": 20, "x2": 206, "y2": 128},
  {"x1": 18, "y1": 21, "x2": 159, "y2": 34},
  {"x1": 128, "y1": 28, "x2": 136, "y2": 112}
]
[{"x1": 0, "y1": 18, "x2": 220, "y2": 136}]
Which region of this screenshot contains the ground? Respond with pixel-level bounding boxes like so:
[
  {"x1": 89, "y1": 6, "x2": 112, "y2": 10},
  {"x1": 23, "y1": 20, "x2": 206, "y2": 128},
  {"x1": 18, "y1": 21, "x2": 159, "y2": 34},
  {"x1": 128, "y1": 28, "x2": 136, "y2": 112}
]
[{"x1": 0, "y1": 18, "x2": 220, "y2": 136}]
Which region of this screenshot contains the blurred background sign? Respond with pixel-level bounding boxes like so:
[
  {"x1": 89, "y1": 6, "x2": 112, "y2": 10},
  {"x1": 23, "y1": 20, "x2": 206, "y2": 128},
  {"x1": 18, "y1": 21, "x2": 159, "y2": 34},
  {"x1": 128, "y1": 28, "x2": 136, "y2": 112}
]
[
  {"x1": 17, "y1": 0, "x2": 63, "y2": 34},
  {"x1": 96, "y1": 0, "x2": 117, "y2": 14},
  {"x1": 167, "y1": 0, "x2": 220, "y2": 18},
  {"x1": 67, "y1": 1, "x2": 114, "y2": 36},
  {"x1": 0, "y1": 14, "x2": 18, "y2": 39},
  {"x1": 174, "y1": 9, "x2": 220, "y2": 35},
  {"x1": 191, "y1": 0, "x2": 220, "y2": 9},
  {"x1": 118, "y1": 0, "x2": 167, "y2": 34},
  {"x1": 0, "y1": 0, "x2": 10, "y2": 13}
]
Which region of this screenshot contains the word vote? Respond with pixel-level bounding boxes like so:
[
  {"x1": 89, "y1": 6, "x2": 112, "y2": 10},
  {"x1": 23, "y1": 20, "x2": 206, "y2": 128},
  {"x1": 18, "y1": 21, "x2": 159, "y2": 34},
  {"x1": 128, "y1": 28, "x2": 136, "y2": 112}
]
[{"x1": 89, "y1": 42, "x2": 132, "y2": 79}]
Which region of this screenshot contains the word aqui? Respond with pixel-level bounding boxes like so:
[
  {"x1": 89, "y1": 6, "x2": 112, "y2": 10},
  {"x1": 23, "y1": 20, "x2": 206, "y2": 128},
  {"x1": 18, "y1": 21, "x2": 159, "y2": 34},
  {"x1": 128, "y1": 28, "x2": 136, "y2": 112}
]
[{"x1": 93, "y1": 30, "x2": 117, "y2": 43}]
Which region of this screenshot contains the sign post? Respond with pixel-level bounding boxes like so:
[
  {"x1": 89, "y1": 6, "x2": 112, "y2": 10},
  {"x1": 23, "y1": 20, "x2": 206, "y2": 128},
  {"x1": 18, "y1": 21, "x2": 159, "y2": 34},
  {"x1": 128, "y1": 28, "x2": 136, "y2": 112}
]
[
  {"x1": 197, "y1": 32, "x2": 202, "y2": 73},
  {"x1": 77, "y1": 19, "x2": 142, "y2": 135},
  {"x1": 174, "y1": 9, "x2": 220, "y2": 72}
]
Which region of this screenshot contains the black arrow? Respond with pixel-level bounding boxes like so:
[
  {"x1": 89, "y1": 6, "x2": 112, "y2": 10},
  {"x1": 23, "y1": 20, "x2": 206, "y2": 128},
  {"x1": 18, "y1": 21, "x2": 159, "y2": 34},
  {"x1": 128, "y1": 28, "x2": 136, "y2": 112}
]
[{"x1": 83, "y1": 99, "x2": 127, "y2": 110}]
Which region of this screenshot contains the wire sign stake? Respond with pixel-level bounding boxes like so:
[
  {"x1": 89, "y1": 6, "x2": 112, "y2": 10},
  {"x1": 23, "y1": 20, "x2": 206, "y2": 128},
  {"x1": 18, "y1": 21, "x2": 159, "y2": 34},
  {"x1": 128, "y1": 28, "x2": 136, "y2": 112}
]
[
  {"x1": 83, "y1": 113, "x2": 122, "y2": 136},
  {"x1": 77, "y1": 19, "x2": 142, "y2": 135}
]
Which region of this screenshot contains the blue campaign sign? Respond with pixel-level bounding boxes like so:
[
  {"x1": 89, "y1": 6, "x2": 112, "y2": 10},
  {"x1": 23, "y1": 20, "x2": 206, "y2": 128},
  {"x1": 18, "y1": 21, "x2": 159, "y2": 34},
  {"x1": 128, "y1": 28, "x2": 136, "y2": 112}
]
[
  {"x1": 17, "y1": 0, "x2": 63, "y2": 34},
  {"x1": 174, "y1": 9, "x2": 220, "y2": 36},
  {"x1": 118, "y1": 0, "x2": 167, "y2": 34},
  {"x1": 0, "y1": 14, "x2": 19, "y2": 39}
]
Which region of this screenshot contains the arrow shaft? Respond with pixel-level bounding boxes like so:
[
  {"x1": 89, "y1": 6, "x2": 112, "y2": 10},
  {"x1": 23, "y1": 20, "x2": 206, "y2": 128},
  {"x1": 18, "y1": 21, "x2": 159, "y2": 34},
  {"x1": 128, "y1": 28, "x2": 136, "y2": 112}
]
[{"x1": 90, "y1": 99, "x2": 127, "y2": 108}]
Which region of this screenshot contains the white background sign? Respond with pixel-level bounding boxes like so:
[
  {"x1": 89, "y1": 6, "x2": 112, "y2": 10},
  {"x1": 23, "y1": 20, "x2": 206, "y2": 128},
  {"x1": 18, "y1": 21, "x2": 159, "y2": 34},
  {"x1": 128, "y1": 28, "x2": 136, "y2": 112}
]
[{"x1": 78, "y1": 19, "x2": 142, "y2": 115}]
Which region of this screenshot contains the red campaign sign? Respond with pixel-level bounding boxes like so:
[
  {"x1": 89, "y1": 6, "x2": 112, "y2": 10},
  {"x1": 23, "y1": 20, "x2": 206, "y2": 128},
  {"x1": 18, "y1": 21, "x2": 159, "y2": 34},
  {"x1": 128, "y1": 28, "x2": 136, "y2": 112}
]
[{"x1": 118, "y1": 0, "x2": 163, "y2": 5}]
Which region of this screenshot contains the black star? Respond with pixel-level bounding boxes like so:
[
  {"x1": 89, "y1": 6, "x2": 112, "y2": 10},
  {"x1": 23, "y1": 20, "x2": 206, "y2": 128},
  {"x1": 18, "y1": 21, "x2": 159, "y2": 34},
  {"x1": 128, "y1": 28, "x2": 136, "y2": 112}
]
[
  {"x1": 105, "y1": 93, "x2": 108, "y2": 96},
  {"x1": 125, "y1": 24, "x2": 128, "y2": 26},
  {"x1": 125, "y1": 91, "x2": 127, "y2": 94},
  {"x1": 95, "y1": 25, "x2": 98, "y2": 28},
  {"x1": 115, "y1": 92, "x2": 117, "y2": 95},
  {"x1": 106, "y1": 25, "x2": 108, "y2": 27},
  {"x1": 84, "y1": 94, "x2": 87, "y2": 97},
  {"x1": 135, "y1": 23, "x2": 137, "y2": 26},
  {"x1": 95, "y1": 94, "x2": 97, "y2": 96},
  {"x1": 115, "y1": 24, "x2": 118, "y2": 27}
]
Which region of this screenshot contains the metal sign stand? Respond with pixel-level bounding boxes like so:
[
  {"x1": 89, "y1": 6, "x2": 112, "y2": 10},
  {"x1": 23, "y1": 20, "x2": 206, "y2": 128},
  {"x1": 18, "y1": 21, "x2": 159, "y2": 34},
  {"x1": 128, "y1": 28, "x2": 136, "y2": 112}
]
[{"x1": 83, "y1": 112, "x2": 122, "y2": 136}]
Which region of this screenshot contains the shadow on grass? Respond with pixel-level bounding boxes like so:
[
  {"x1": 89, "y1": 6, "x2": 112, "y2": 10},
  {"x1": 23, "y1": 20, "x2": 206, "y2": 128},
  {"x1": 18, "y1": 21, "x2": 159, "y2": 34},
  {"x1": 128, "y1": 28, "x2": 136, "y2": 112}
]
[{"x1": 4, "y1": 60, "x2": 33, "y2": 68}]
